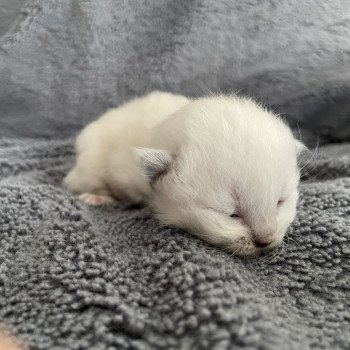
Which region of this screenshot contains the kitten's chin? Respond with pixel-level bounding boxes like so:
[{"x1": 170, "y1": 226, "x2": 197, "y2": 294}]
[
  {"x1": 227, "y1": 241, "x2": 260, "y2": 258},
  {"x1": 227, "y1": 233, "x2": 285, "y2": 258}
]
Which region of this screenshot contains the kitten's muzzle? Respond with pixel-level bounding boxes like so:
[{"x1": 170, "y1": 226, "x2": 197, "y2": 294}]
[
  {"x1": 253, "y1": 236, "x2": 274, "y2": 248},
  {"x1": 251, "y1": 225, "x2": 276, "y2": 249}
]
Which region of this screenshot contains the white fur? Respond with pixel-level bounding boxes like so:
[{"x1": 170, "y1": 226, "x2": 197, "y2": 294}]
[{"x1": 64, "y1": 91, "x2": 303, "y2": 257}]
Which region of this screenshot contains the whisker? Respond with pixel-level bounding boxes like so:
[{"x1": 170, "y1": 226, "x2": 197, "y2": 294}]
[{"x1": 299, "y1": 138, "x2": 320, "y2": 172}]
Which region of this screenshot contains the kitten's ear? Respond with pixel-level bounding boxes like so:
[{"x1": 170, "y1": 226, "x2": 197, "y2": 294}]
[
  {"x1": 295, "y1": 139, "x2": 308, "y2": 156},
  {"x1": 132, "y1": 147, "x2": 173, "y2": 183}
]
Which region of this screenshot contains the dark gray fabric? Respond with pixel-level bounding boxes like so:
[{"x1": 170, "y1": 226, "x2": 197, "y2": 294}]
[
  {"x1": 0, "y1": 0, "x2": 25, "y2": 37},
  {"x1": 0, "y1": 138, "x2": 350, "y2": 349},
  {"x1": 0, "y1": 0, "x2": 350, "y2": 142}
]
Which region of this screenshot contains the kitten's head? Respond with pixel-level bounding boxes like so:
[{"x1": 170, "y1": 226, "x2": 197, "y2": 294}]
[{"x1": 134, "y1": 97, "x2": 305, "y2": 257}]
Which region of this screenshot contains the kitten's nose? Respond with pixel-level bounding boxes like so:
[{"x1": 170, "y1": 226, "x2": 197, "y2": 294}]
[
  {"x1": 252, "y1": 224, "x2": 276, "y2": 248},
  {"x1": 253, "y1": 236, "x2": 274, "y2": 248}
]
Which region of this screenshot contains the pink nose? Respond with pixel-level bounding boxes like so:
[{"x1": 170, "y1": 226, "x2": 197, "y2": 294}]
[
  {"x1": 251, "y1": 224, "x2": 276, "y2": 248},
  {"x1": 253, "y1": 239, "x2": 272, "y2": 248},
  {"x1": 253, "y1": 236, "x2": 274, "y2": 248}
]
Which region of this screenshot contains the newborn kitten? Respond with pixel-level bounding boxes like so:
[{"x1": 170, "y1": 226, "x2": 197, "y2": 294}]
[{"x1": 64, "y1": 91, "x2": 304, "y2": 257}]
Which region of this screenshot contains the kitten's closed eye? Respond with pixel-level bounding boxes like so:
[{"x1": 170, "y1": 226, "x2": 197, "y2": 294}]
[
  {"x1": 277, "y1": 199, "x2": 284, "y2": 206},
  {"x1": 230, "y1": 213, "x2": 241, "y2": 218}
]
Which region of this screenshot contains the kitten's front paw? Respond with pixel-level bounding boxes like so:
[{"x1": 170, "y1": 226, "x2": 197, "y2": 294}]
[{"x1": 79, "y1": 193, "x2": 114, "y2": 206}]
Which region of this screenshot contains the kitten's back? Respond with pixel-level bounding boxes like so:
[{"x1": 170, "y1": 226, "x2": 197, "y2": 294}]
[{"x1": 64, "y1": 91, "x2": 189, "y2": 199}]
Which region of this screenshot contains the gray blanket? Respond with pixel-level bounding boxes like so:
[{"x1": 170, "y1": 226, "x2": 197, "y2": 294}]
[
  {"x1": 1, "y1": 0, "x2": 350, "y2": 143},
  {"x1": 0, "y1": 0, "x2": 350, "y2": 349},
  {"x1": 0, "y1": 139, "x2": 349, "y2": 349}
]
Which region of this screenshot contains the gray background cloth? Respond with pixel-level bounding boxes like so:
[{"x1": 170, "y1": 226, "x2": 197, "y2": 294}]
[
  {"x1": 0, "y1": 0, "x2": 350, "y2": 349},
  {"x1": 0, "y1": 0, "x2": 24, "y2": 38},
  {"x1": 0, "y1": 0, "x2": 350, "y2": 142}
]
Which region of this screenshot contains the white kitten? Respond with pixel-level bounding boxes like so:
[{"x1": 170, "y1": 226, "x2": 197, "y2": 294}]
[{"x1": 64, "y1": 91, "x2": 304, "y2": 257}]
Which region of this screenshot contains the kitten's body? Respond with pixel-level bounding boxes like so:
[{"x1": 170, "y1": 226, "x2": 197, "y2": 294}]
[
  {"x1": 64, "y1": 91, "x2": 189, "y2": 203},
  {"x1": 64, "y1": 91, "x2": 303, "y2": 256}
]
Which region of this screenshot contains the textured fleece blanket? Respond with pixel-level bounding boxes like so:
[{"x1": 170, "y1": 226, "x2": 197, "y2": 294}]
[{"x1": 0, "y1": 139, "x2": 349, "y2": 349}]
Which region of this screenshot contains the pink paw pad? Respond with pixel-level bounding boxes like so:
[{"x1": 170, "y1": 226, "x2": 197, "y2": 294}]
[{"x1": 79, "y1": 193, "x2": 114, "y2": 206}]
